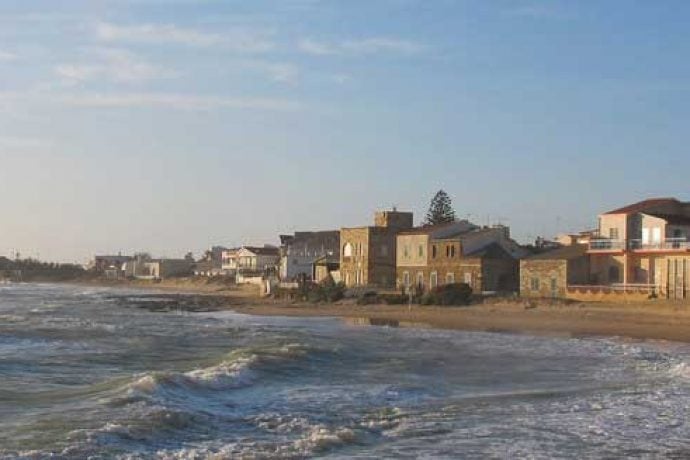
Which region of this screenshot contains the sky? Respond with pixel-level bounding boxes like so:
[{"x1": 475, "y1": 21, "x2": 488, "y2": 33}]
[{"x1": 2, "y1": 0, "x2": 690, "y2": 263}]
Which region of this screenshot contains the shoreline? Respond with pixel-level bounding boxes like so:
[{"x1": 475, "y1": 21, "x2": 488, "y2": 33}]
[{"x1": 35, "y1": 278, "x2": 690, "y2": 343}]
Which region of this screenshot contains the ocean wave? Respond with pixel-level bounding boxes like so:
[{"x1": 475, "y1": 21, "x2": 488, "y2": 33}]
[{"x1": 119, "y1": 343, "x2": 313, "y2": 403}]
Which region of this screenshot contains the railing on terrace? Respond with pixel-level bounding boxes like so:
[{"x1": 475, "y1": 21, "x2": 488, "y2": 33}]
[
  {"x1": 629, "y1": 238, "x2": 690, "y2": 251},
  {"x1": 567, "y1": 284, "x2": 658, "y2": 294},
  {"x1": 588, "y1": 239, "x2": 626, "y2": 251}
]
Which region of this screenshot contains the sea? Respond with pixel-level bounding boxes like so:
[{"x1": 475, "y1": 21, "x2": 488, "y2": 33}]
[{"x1": 1, "y1": 283, "x2": 690, "y2": 459}]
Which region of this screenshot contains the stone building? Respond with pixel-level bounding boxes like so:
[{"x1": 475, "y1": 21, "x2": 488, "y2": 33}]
[
  {"x1": 397, "y1": 222, "x2": 525, "y2": 294},
  {"x1": 520, "y1": 244, "x2": 590, "y2": 298},
  {"x1": 340, "y1": 209, "x2": 413, "y2": 287},
  {"x1": 279, "y1": 231, "x2": 340, "y2": 281}
]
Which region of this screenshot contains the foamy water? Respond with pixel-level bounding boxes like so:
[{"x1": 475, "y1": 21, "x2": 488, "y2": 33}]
[{"x1": 2, "y1": 284, "x2": 690, "y2": 458}]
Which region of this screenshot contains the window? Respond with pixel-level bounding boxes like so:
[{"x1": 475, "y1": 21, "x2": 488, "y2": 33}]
[
  {"x1": 530, "y1": 277, "x2": 540, "y2": 291},
  {"x1": 403, "y1": 271, "x2": 410, "y2": 287},
  {"x1": 446, "y1": 245, "x2": 450, "y2": 257},
  {"x1": 432, "y1": 245, "x2": 437, "y2": 258},
  {"x1": 418, "y1": 244, "x2": 424, "y2": 257},
  {"x1": 416, "y1": 272, "x2": 424, "y2": 288},
  {"x1": 404, "y1": 245, "x2": 409, "y2": 258},
  {"x1": 446, "y1": 272, "x2": 455, "y2": 284},
  {"x1": 550, "y1": 278, "x2": 558, "y2": 296},
  {"x1": 464, "y1": 273, "x2": 473, "y2": 286},
  {"x1": 343, "y1": 243, "x2": 353, "y2": 257},
  {"x1": 430, "y1": 272, "x2": 438, "y2": 289},
  {"x1": 609, "y1": 228, "x2": 620, "y2": 240},
  {"x1": 450, "y1": 245, "x2": 456, "y2": 258}
]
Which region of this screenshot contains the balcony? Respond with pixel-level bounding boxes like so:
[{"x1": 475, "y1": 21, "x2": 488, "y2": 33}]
[
  {"x1": 629, "y1": 238, "x2": 690, "y2": 252},
  {"x1": 588, "y1": 238, "x2": 626, "y2": 252}
]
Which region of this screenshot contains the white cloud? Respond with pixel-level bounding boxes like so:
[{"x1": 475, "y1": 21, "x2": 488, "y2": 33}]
[
  {"x1": 55, "y1": 49, "x2": 173, "y2": 84},
  {"x1": 298, "y1": 38, "x2": 336, "y2": 56},
  {"x1": 53, "y1": 92, "x2": 301, "y2": 111},
  {"x1": 95, "y1": 22, "x2": 274, "y2": 52},
  {"x1": 0, "y1": 50, "x2": 17, "y2": 61},
  {"x1": 298, "y1": 37, "x2": 424, "y2": 56}
]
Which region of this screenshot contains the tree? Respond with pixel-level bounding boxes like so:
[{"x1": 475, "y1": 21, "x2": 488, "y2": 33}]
[{"x1": 425, "y1": 190, "x2": 456, "y2": 225}]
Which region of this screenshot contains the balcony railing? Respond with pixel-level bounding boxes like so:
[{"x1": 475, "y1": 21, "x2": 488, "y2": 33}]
[
  {"x1": 589, "y1": 237, "x2": 690, "y2": 252},
  {"x1": 589, "y1": 239, "x2": 626, "y2": 251},
  {"x1": 629, "y1": 238, "x2": 690, "y2": 251}
]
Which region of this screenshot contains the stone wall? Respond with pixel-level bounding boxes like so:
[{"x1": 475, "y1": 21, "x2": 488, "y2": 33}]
[{"x1": 520, "y1": 259, "x2": 567, "y2": 298}]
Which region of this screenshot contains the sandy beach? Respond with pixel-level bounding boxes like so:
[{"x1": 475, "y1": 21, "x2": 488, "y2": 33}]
[{"x1": 67, "y1": 278, "x2": 690, "y2": 343}]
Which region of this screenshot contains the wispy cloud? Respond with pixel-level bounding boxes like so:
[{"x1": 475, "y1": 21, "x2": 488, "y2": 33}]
[
  {"x1": 95, "y1": 22, "x2": 275, "y2": 52},
  {"x1": 298, "y1": 37, "x2": 424, "y2": 56},
  {"x1": 53, "y1": 92, "x2": 302, "y2": 111},
  {"x1": 0, "y1": 50, "x2": 17, "y2": 62},
  {"x1": 55, "y1": 48, "x2": 173, "y2": 84}
]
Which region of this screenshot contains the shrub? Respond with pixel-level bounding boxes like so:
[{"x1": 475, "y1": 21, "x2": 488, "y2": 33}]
[
  {"x1": 425, "y1": 283, "x2": 473, "y2": 306},
  {"x1": 356, "y1": 290, "x2": 379, "y2": 305}
]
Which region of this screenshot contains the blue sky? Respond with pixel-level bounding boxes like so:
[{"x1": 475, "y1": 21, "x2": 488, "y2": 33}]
[{"x1": 1, "y1": 0, "x2": 690, "y2": 262}]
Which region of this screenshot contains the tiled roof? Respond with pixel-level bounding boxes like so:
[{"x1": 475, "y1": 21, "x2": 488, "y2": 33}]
[
  {"x1": 603, "y1": 198, "x2": 679, "y2": 215},
  {"x1": 646, "y1": 213, "x2": 690, "y2": 226}
]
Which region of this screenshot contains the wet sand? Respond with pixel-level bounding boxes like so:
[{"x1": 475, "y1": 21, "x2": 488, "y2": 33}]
[
  {"x1": 68, "y1": 278, "x2": 690, "y2": 342},
  {"x1": 232, "y1": 301, "x2": 690, "y2": 342}
]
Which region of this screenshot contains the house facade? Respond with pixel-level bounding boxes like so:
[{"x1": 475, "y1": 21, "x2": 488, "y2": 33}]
[
  {"x1": 340, "y1": 209, "x2": 413, "y2": 288},
  {"x1": 587, "y1": 198, "x2": 690, "y2": 299},
  {"x1": 520, "y1": 244, "x2": 590, "y2": 298},
  {"x1": 396, "y1": 223, "x2": 525, "y2": 294},
  {"x1": 279, "y1": 231, "x2": 340, "y2": 281},
  {"x1": 222, "y1": 246, "x2": 280, "y2": 278},
  {"x1": 123, "y1": 254, "x2": 194, "y2": 280}
]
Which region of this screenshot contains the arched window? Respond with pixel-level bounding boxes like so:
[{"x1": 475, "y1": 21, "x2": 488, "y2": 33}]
[{"x1": 343, "y1": 243, "x2": 353, "y2": 257}]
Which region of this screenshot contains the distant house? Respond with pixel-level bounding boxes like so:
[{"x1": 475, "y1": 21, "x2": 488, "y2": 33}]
[
  {"x1": 397, "y1": 222, "x2": 526, "y2": 294},
  {"x1": 279, "y1": 231, "x2": 340, "y2": 281},
  {"x1": 340, "y1": 209, "x2": 414, "y2": 288},
  {"x1": 520, "y1": 244, "x2": 590, "y2": 298},
  {"x1": 194, "y1": 246, "x2": 227, "y2": 277},
  {"x1": 92, "y1": 254, "x2": 132, "y2": 278},
  {"x1": 222, "y1": 246, "x2": 280, "y2": 282},
  {"x1": 123, "y1": 254, "x2": 193, "y2": 280}
]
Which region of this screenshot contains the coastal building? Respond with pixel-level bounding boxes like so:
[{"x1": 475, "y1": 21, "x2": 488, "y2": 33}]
[
  {"x1": 586, "y1": 197, "x2": 690, "y2": 299},
  {"x1": 520, "y1": 244, "x2": 590, "y2": 298},
  {"x1": 123, "y1": 254, "x2": 194, "y2": 280},
  {"x1": 340, "y1": 209, "x2": 413, "y2": 288},
  {"x1": 279, "y1": 231, "x2": 340, "y2": 281},
  {"x1": 92, "y1": 254, "x2": 132, "y2": 278},
  {"x1": 312, "y1": 254, "x2": 341, "y2": 283},
  {"x1": 221, "y1": 246, "x2": 280, "y2": 280},
  {"x1": 194, "y1": 246, "x2": 227, "y2": 277},
  {"x1": 396, "y1": 222, "x2": 526, "y2": 293}
]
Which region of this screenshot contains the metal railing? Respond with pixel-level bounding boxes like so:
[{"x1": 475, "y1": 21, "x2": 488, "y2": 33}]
[
  {"x1": 589, "y1": 239, "x2": 626, "y2": 251},
  {"x1": 590, "y1": 237, "x2": 690, "y2": 251},
  {"x1": 629, "y1": 238, "x2": 690, "y2": 251}
]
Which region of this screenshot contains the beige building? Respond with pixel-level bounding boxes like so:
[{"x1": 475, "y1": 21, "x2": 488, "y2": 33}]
[
  {"x1": 587, "y1": 198, "x2": 690, "y2": 299},
  {"x1": 340, "y1": 209, "x2": 413, "y2": 287},
  {"x1": 396, "y1": 222, "x2": 526, "y2": 293}
]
